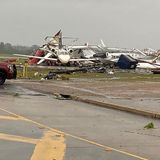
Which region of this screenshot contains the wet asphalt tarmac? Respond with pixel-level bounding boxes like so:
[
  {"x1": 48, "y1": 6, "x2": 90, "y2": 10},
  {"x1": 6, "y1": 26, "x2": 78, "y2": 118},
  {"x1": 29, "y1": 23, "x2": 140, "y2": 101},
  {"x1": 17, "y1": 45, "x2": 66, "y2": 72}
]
[{"x1": 0, "y1": 83, "x2": 160, "y2": 160}]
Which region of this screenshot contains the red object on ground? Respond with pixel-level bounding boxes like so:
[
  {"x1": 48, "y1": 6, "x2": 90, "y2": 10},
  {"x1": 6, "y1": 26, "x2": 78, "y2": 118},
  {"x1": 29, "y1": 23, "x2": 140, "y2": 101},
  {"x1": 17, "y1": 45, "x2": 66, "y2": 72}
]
[
  {"x1": 28, "y1": 50, "x2": 45, "y2": 65},
  {"x1": 0, "y1": 62, "x2": 17, "y2": 85}
]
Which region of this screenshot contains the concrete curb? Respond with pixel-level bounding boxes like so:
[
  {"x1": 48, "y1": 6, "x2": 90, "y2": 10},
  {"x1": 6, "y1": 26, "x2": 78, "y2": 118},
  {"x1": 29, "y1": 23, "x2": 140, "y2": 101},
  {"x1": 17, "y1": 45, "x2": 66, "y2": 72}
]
[
  {"x1": 13, "y1": 81, "x2": 160, "y2": 119},
  {"x1": 72, "y1": 96, "x2": 160, "y2": 119}
]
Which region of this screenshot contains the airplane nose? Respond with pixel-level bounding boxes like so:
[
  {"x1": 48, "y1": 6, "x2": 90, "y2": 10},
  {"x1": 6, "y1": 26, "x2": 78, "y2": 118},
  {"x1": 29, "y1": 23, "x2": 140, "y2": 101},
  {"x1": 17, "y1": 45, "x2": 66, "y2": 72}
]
[{"x1": 58, "y1": 55, "x2": 70, "y2": 64}]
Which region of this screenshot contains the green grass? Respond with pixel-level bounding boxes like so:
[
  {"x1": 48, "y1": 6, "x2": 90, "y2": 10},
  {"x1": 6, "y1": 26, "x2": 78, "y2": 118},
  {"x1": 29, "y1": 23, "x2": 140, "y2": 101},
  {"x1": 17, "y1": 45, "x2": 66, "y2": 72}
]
[
  {"x1": 16, "y1": 66, "x2": 160, "y2": 82},
  {"x1": 144, "y1": 122, "x2": 155, "y2": 129},
  {"x1": 61, "y1": 70, "x2": 160, "y2": 81},
  {"x1": 1, "y1": 56, "x2": 159, "y2": 82},
  {"x1": 17, "y1": 66, "x2": 51, "y2": 79}
]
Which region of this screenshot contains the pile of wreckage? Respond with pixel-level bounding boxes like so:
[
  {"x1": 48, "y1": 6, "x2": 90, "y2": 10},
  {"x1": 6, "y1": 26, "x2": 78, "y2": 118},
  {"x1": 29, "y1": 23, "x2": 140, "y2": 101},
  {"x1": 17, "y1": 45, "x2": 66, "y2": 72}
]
[{"x1": 14, "y1": 30, "x2": 160, "y2": 72}]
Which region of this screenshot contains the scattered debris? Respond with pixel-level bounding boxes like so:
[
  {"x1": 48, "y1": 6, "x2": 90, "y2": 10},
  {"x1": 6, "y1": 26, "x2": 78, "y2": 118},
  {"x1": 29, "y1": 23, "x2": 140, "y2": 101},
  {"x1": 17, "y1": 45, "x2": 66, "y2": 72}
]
[
  {"x1": 13, "y1": 92, "x2": 20, "y2": 97},
  {"x1": 43, "y1": 66, "x2": 109, "y2": 80},
  {"x1": 34, "y1": 72, "x2": 39, "y2": 76},
  {"x1": 61, "y1": 76, "x2": 69, "y2": 80},
  {"x1": 53, "y1": 93, "x2": 72, "y2": 100},
  {"x1": 44, "y1": 72, "x2": 57, "y2": 80},
  {"x1": 107, "y1": 70, "x2": 114, "y2": 75},
  {"x1": 152, "y1": 69, "x2": 160, "y2": 74}
]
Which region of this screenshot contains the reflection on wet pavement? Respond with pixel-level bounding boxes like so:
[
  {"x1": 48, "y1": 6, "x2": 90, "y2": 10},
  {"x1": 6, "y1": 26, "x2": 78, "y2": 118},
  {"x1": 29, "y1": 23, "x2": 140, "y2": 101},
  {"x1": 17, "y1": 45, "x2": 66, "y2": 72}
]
[{"x1": 0, "y1": 84, "x2": 46, "y2": 97}]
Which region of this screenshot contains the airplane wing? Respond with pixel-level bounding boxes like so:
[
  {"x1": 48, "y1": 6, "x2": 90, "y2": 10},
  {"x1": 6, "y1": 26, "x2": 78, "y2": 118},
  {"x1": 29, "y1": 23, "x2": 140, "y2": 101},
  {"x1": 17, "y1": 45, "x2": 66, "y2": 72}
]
[
  {"x1": 14, "y1": 53, "x2": 100, "y2": 65},
  {"x1": 136, "y1": 58, "x2": 160, "y2": 69},
  {"x1": 37, "y1": 52, "x2": 53, "y2": 64},
  {"x1": 69, "y1": 58, "x2": 99, "y2": 61},
  {"x1": 14, "y1": 54, "x2": 99, "y2": 61},
  {"x1": 137, "y1": 59, "x2": 160, "y2": 66},
  {"x1": 68, "y1": 45, "x2": 99, "y2": 50},
  {"x1": 14, "y1": 54, "x2": 57, "y2": 61},
  {"x1": 137, "y1": 62, "x2": 160, "y2": 69}
]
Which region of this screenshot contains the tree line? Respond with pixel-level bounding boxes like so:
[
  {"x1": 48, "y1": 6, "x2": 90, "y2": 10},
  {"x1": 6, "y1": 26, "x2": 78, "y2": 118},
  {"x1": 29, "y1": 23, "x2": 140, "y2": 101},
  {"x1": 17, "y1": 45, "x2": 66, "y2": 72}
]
[{"x1": 0, "y1": 42, "x2": 39, "y2": 55}]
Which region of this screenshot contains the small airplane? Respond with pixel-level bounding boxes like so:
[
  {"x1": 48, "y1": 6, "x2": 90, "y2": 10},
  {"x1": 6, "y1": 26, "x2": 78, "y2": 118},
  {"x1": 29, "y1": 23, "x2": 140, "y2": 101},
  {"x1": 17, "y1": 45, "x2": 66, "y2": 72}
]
[
  {"x1": 136, "y1": 54, "x2": 160, "y2": 69},
  {"x1": 14, "y1": 31, "x2": 160, "y2": 69},
  {"x1": 97, "y1": 40, "x2": 148, "y2": 60},
  {"x1": 14, "y1": 30, "x2": 99, "y2": 65},
  {"x1": 136, "y1": 62, "x2": 160, "y2": 69},
  {"x1": 96, "y1": 40, "x2": 160, "y2": 69}
]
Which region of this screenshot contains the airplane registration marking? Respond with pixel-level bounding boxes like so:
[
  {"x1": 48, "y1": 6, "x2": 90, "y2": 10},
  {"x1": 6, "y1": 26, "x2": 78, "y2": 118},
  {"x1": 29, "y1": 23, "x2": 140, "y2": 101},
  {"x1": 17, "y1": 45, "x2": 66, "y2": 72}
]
[
  {"x1": 0, "y1": 107, "x2": 148, "y2": 160},
  {"x1": 31, "y1": 130, "x2": 65, "y2": 160}
]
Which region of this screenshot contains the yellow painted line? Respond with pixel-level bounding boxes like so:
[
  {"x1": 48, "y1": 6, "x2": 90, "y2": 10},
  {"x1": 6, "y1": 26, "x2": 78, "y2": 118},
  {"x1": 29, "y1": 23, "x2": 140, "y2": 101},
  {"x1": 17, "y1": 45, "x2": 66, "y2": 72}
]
[
  {"x1": 0, "y1": 107, "x2": 148, "y2": 160},
  {"x1": 0, "y1": 133, "x2": 39, "y2": 144},
  {"x1": 31, "y1": 130, "x2": 65, "y2": 160},
  {"x1": 0, "y1": 115, "x2": 22, "y2": 121},
  {"x1": 0, "y1": 108, "x2": 28, "y2": 121}
]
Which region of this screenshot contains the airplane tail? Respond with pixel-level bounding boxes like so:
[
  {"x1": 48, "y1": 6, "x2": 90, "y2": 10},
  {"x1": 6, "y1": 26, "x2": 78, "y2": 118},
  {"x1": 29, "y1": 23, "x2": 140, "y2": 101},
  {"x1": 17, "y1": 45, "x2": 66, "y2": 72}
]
[
  {"x1": 151, "y1": 52, "x2": 160, "y2": 63},
  {"x1": 54, "y1": 30, "x2": 63, "y2": 48},
  {"x1": 100, "y1": 39, "x2": 106, "y2": 48},
  {"x1": 46, "y1": 30, "x2": 63, "y2": 49},
  {"x1": 97, "y1": 39, "x2": 106, "y2": 51}
]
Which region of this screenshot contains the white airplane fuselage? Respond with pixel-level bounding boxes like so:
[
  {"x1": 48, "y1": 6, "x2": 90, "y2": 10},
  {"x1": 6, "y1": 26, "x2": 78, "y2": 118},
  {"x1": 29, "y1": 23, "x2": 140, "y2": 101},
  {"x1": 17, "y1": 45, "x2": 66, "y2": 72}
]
[
  {"x1": 57, "y1": 54, "x2": 71, "y2": 64},
  {"x1": 136, "y1": 61, "x2": 160, "y2": 69}
]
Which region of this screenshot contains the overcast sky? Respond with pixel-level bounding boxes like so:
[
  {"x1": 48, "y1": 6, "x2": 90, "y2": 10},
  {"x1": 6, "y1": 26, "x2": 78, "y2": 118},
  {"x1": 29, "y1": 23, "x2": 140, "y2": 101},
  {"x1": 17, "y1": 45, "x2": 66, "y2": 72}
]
[{"x1": 0, "y1": 0, "x2": 160, "y2": 48}]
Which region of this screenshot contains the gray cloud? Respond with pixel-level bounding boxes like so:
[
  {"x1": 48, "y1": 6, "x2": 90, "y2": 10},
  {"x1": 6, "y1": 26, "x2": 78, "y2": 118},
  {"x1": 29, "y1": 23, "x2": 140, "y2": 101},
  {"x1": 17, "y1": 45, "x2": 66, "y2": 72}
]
[{"x1": 0, "y1": 0, "x2": 160, "y2": 48}]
